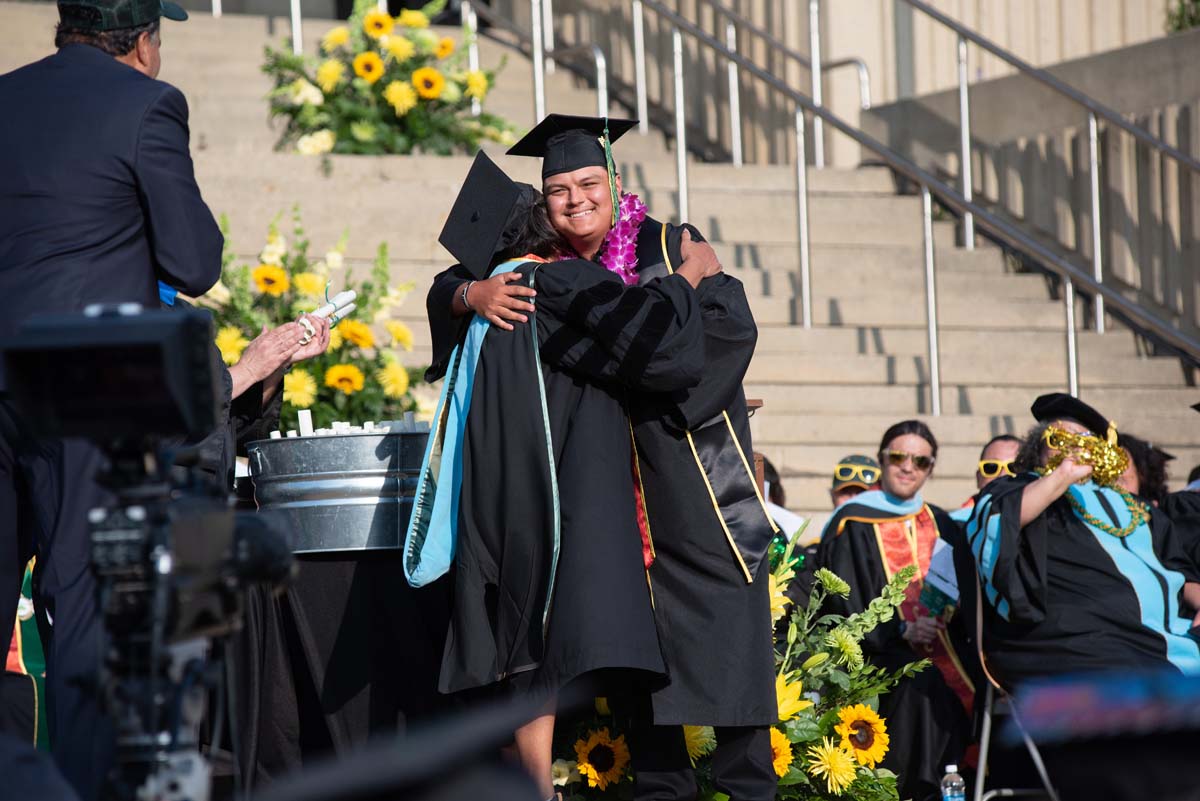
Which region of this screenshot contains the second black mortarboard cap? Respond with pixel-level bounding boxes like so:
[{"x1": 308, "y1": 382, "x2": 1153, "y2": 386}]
[
  {"x1": 438, "y1": 152, "x2": 538, "y2": 280},
  {"x1": 1031, "y1": 392, "x2": 1110, "y2": 437},
  {"x1": 506, "y1": 114, "x2": 638, "y2": 179}
]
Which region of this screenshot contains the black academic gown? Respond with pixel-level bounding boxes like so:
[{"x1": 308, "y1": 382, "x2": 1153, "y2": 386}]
[
  {"x1": 1162, "y1": 490, "x2": 1200, "y2": 571},
  {"x1": 966, "y1": 474, "x2": 1200, "y2": 685},
  {"x1": 623, "y1": 217, "x2": 778, "y2": 728},
  {"x1": 817, "y1": 500, "x2": 977, "y2": 801},
  {"x1": 436, "y1": 257, "x2": 707, "y2": 700}
]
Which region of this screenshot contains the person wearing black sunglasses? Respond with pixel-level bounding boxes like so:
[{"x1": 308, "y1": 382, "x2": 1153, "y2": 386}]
[{"x1": 816, "y1": 420, "x2": 978, "y2": 801}]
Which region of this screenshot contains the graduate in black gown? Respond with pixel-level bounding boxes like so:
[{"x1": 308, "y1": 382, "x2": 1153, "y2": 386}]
[
  {"x1": 965, "y1": 393, "x2": 1200, "y2": 686},
  {"x1": 406, "y1": 152, "x2": 722, "y2": 799},
  {"x1": 427, "y1": 116, "x2": 780, "y2": 801},
  {"x1": 816, "y1": 420, "x2": 977, "y2": 801}
]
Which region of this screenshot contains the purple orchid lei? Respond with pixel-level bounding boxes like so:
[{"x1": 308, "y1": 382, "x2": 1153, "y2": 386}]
[{"x1": 559, "y1": 192, "x2": 647, "y2": 285}]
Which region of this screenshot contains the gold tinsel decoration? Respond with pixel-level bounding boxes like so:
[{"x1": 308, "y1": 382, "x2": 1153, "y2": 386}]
[{"x1": 1038, "y1": 422, "x2": 1129, "y2": 487}]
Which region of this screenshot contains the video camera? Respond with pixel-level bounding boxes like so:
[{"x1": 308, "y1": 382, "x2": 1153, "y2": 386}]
[{"x1": 2, "y1": 303, "x2": 292, "y2": 801}]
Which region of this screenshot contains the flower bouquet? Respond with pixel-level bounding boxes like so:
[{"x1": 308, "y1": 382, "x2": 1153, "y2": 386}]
[
  {"x1": 262, "y1": 0, "x2": 517, "y2": 156},
  {"x1": 200, "y1": 206, "x2": 424, "y2": 430},
  {"x1": 551, "y1": 530, "x2": 928, "y2": 801}
]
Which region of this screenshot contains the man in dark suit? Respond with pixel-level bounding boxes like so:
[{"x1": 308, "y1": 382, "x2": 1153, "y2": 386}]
[{"x1": 0, "y1": 0, "x2": 221, "y2": 796}]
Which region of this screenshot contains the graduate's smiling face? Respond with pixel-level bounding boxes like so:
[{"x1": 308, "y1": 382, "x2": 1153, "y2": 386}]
[
  {"x1": 880, "y1": 433, "x2": 935, "y2": 500},
  {"x1": 543, "y1": 166, "x2": 622, "y2": 258}
]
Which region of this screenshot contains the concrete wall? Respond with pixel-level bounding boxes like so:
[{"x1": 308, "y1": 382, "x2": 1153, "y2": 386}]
[
  {"x1": 490, "y1": 0, "x2": 1173, "y2": 167},
  {"x1": 863, "y1": 29, "x2": 1200, "y2": 344}
]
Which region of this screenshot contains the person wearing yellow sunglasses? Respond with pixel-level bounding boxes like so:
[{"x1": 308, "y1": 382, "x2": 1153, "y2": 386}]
[
  {"x1": 975, "y1": 434, "x2": 1021, "y2": 491},
  {"x1": 829, "y1": 454, "x2": 881, "y2": 508}
]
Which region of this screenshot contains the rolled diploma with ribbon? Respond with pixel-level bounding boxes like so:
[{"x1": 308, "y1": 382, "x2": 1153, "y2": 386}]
[{"x1": 299, "y1": 290, "x2": 357, "y2": 343}]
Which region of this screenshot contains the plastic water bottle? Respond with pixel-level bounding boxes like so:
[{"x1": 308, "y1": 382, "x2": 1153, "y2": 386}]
[{"x1": 940, "y1": 764, "x2": 966, "y2": 801}]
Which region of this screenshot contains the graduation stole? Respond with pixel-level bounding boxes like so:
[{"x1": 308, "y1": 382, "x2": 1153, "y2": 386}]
[
  {"x1": 871, "y1": 508, "x2": 975, "y2": 716},
  {"x1": 636, "y1": 223, "x2": 778, "y2": 584},
  {"x1": 5, "y1": 558, "x2": 47, "y2": 749}
]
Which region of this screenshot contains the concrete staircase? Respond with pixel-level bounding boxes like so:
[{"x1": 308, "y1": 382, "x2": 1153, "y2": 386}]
[{"x1": 2, "y1": 1, "x2": 1196, "y2": 532}]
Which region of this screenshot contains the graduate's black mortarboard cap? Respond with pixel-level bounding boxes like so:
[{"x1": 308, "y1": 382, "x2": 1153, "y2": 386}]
[
  {"x1": 1193, "y1": 401, "x2": 1200, "y2": 414},
  {"x1": 1031, "y1": 392, "x2": 1110, "y2": 437},
  {"x1": 438, "y1": 152, "x2": 537, "y2": 280},
  {"x1": 506, "y1": 114, "x2": 638, "y2": 179}
]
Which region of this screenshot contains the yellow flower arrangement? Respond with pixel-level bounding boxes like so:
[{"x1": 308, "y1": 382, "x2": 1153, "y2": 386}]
[
  {"x1": 573, "y1": 728, "x2": 630, "y2": 791},
  {"x1": 682, "y1": 725, "x2": 716, "y2": 766},
  {"x1": 382, "y1": 80, "x2": 417, "y2": 116},
  {"x1": 321, "y1": 25, "x2": 350, "y2": 52},
  {"x1": 769, "y1": 727, "x2": 794, "y2": 779},
  {"x1": 376, "y1": 359, "x2": 409, "y2": 399},
  {"x1": 384, "y1": 320, "x2": 414, "y2": 350},
  {"x1": 464, "y1": 69, "x2": 488, "y2": 99},
  {"x1": 411, "y1": 66, "x2": 445, "y2": 100},
  {"x1": 293, "y1": 271, "x2": 327, "y2": 298},
  {"x1": 337, "y1": 319, "x2": 375, "y2": 349},
  {"x1": 316, "y1": 59, "x2": 345, "y2": 93},
  {"x1": 434, "y1": 36, "x2": 455, "y2": 59},
  {"x1": 806, "y1": 737, "x2": 857, "y2": 794},
  {"x1": 324, "y1": 364, "x2": 365, "y2": 395},
  {"x1": 775, "y1": 672, "x2": 813, "y2": 721},
  {"x1": 252, "y1": 264, "x2": 290, "y2": 296},
  {"x1": 353, "y1": 51, "x2": 385, "y2": 84},
  {"x1": 383, "y1": 34, "x2": 415, "y2": 62},
  {"x1": 283, "y1": 369, "x2": 318, "y2": 407},
  {"x1": 214, "y1": 326, "x2": 249, "y2": 365},
  {"x1": 397, "y1": 8, "x2": 428, "y2": 27},
  {"x1": 362, "y1": 9, "x2": 393, "y2": 39},
  {"x1": 834, "y1": 704, "x2": 889, "y2": 768}
]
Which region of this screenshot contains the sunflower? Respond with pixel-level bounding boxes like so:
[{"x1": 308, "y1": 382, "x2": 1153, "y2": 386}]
[
  {"x1": 293, "y1": 271, "x2": 327, "y2": 298},
  {"x1": 384, "y1": 320, "x2": 414, "y2": 350},
  {"x1": 316, "y1": 59, "x2": 345, "y2": 93},
  {"x1": 214, "y1": 326, "x2": 249, "y2": 365},
  {"x1": 337, "y1": 319, "x2": 375, "y2": 349},
  {"x1": 324, "y1": 364, "x2": 365, "y2": 395},
  {"x1": 573, "y1": 728, "x2": 630, "y2": 790},
  {"x1": 434, "y1": 36, "x2": 455, "y2": 59},
  {"x1": 825, "y1": 628, "x2": 864, "y2": 670},
  {"x1": 835, "y1": 704, "x2": 890, "y2": 769},
  {"x1": 353, "y1": 52, "x2": 385, "y2": 84},
  {"x1": 376, "y1": 359, "x2": 410, "y2": 399},
  {"x1": 464, "y1": 69, "x2": 489, "y2": 99},
  {"x1": 252, "y1": 264, "x2": 289, "y2": 296},
  {"x1": 382, "y1": 80, "x2": 417, "y2": 116},
  {"x1": 383, "y1": 34, "x2": 415, "y2": 61},
  {"x1": 328, "y1": 325, "x2": 344, "y2": 350},
  {"x1": 320, "y1": 25, "x2": 350, "y2": 52},
  {"x1": 769, "y1": 727, "x2": 793, "y2": 778},
  {"x1": 362, "y1": 9, "x2": 394, "y2": 39},
  {"x1": 775, "y1": 672, "x2": 813, "y2": 721},
  {"x1": 806, "y1": 737, "x2": 857, "y2": 794},
  {"x1": 283, "y1": 369, "x2": 317, "y2": 407},
  {"x1": 411, "y1": 66, "x2": 445, "y2": 99},
  {"x1": 682, "y1": 725, "x2": 716, "y2": 766},
  {"x1": 769, "y1": 572, "x2": 792, "y2": 623},
  {"x1": 397, "y1": 8, "x2": 429, "y2": 27}
]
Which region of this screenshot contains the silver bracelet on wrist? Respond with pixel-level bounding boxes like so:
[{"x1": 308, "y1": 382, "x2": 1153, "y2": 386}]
[{"x1": 461, "y1": 280, "x2": 476, "y2": 311}]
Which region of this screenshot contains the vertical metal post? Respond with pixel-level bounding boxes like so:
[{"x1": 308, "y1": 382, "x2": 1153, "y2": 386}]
[
  {"x1": 531, "y1": 0, "x2": 546, "y2": 124},
  {"x1": 921, "y1": 186, "x2": 942, "y2": 416},
  {"x1": 289, "y1": 0, "x2": 303, "y2": 55},
  {"x1": 808, "y1": 0, "x2": 825, "y2": 169},
  {"x1": 211, "y1": 0, "x2": 221, "y2": 18},
  {"x1": 1088, "y1": 112, "x2": 1105, "y2": 333},
  {"x1": 594, "y1": 48, "x2": 609, "y2": 117},
  {"x1": 1064, "y1": 278, "x2": 1080, "y2": 396},
  {"x1": 377, "y1": 0, "x2": 386, "y2": 11},
  {"x1": 726, "y1": 22, "x2": 743, "y2": 167},
  {"x1": 632, "y1": 0, "x2": 648, "y2": 134},
  {"x1": 795, "y1": 109, "x2": 813, "y2": 330},
  {"x1": 464, "y1": 1, "x2": 481, "y2": 116},
  {"x1": 957, "y1": 35, "x2": 975, "y2": 249},
  {"x1": 673, "y1": 28, "x2": 689, "y2": 224},
  {"x1": 543, "y1": 0, "x2": 556, "y2": 74}
]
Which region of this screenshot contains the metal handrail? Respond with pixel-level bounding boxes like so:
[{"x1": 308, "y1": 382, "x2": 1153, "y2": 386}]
[
  {"x1": 462, "y1": 0, "x2": 608, "y2": 123},
  {"x1": 634, "y1": 0, "x2": 1200, "y2": 403}
]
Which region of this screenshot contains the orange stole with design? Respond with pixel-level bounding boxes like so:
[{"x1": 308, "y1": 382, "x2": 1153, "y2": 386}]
[{"x1": 872, "y1": 507, "x2": 974, "y2": 716}]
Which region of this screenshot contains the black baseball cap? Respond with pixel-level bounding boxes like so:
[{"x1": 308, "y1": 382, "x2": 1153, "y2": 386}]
[
  {"x1": 58, "y1": 0, "x2": 187, "y2": 32},
  {"x1": 831, "y1": 454, "x2": 881, "y2": 491},
  {"x1": 1031, "y1": 392, "x2": 1109, "y2": 437},
  {"x1": 507, "y1": 114, "x2": 638, "y2": 179},
  {"x1": 438, "y1": 151, "x2": 538, "y2": 280}
]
